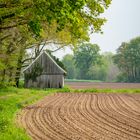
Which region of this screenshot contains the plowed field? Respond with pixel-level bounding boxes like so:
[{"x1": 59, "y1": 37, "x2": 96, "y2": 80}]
[
  {"x1": 65, "y1": 82, "x2": 140, "y2": 89},
  {"x1": 18, "y1": 93, "x2": 140, "y2": 140}
]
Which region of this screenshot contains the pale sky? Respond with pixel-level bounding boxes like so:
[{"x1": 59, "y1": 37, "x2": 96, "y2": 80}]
[{"x1": 53, "y1": 0, "x2": 140, "y2": 59}]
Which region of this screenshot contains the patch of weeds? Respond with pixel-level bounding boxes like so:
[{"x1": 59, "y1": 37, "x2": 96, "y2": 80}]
[
  {"x1": 71, "y1": 88, "x2": 140, "y2": 94},
  {"x1": 17, "y1": 100, "x2": 31, "y2": 109},
  {"x1": 58, "y1": 86, "x2": 71, "y2": 93},
  {"x1": 18, "y1": 80, "x2": 24, "y2": 88},
  {"x1": 134, "y1": 89, "x2": 140, "y2": 93},
  {"x1": 0, "y1": 118, "x2": 9, "y2": 133},
  {"x1": 0, "y1": 87, "x2": 18, "y2": 95},
  {"x1": 100, "y1": 89, "x2": 112, "y2": 93},
  {"x1": 72, "y1": 88, "x2": 99, "y2": 93},
  {"x1": 73, "y1": 89, "x2": 80, "y2": 93},
  {"x1": 84, "y1": 89, "x2": 98, "y2": 93},
  {"x1": 16, "y1": 103, "x2": 24, "y2": 109},
  {"x1": 0, "y1": 105, "x2": 4, "y2": 112}
]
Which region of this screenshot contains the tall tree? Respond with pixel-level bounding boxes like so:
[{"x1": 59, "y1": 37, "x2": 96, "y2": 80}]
[
  {"x1": 74, "y1": 43, "x2": 101, "y2": 79},
  {"x1": 113, "y1": 36, "x2": 140, "y2": 82},
  {"x1": 0, "y1": 26, "x2": 36, "y2": 87}
]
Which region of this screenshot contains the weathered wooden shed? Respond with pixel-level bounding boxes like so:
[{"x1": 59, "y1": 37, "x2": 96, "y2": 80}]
[{"x1": 23, "y1": 51, "x2": 66, "y2": 88}]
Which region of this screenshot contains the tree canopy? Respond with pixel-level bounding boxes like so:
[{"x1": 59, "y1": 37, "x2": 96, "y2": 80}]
[
  {"x1": 74, "y1": 43, "x2": 101, "y2": 79},
  {"x1": 62, "y1": 50, "x2": 119, "y2": 81},
  {"x1": 113, "y1": 36, "x2": 140, "y2": 82},
  {"x1": 0, "y1": 0, "x2": 112, "y2": 87},
  {"x1": 0, "y1": 0, "x2": 111, "y2": 45}
]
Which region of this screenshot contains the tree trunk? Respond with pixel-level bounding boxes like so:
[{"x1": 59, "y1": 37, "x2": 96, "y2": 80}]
[{"x1": 15, "y1": 46, "x2": 25, "y2": 87}]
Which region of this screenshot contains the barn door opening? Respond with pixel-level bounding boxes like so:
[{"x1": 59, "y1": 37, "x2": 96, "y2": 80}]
[
  {"x1": 48, "y1": 80, "x2": 50, "y2": 88},
  {"x1": 59, "y1": 82, "x2": 62, "y2": 88}
]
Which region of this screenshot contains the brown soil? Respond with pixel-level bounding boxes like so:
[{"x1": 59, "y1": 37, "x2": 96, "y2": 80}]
[
  {"x1": 65, "y1": 82, "x2": 140, "y2": 89},
  {"x1": 18, "y1": 93, "x2": 140, "y2": 140}
]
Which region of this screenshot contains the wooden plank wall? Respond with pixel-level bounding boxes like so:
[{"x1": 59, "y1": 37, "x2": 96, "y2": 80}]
[
  {"x1": 24, "y1": 52, "x2": 65, "y2": 88},
  {"x1": 25, "y1": 75, "x2": 64, "y2": 88}
]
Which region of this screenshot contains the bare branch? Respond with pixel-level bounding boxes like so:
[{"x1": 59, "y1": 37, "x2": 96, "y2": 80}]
[
  {"x1": 50, "y1": 44, "x2": 67, "y2": 52},
  {"x1": 39, "y1": 42, "x2": 46, "y2": 52},
  {"x1": 22, "y1": 57, "x2": 35, "y2": 64}
]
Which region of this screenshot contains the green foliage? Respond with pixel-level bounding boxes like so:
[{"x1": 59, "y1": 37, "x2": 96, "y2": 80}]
[
  {"x1": 25, "y1": 63, "x2": 43, "y2": 82},
  {"x1": 0, "y1": 26, "x2": 36, "y2": 88},
  {"x1": 116, "y1": 73, "x2": 128, "y2": 82},
  {"x1": 28, "y1": 20, "x2": 41, "y2": 36},
  {"x1": 0, "y1": 117, "x2": 9, "y2": 133},
  {"x1": 102, "y1": 52, "x2": 120, "y2": 82},
  {"x1": 62, "y1": 54, "x2": 76, "y2": 79},
  {"x1": 72, "y1": 88, "x2": 140, "y2": 94},
  {"x1": 62, "y1": 49, "x2": 119, "y2": 82},
  {"x1": 88, "y1": 63, "x2": 108, "y2": 81},
  {"x1": 114, "y1": 36, "x2": 140, "y2": 82},
  {"x1": 0, "y1": 82, "x2": 16, "y2": 89},
  {"x1": 86, "y1": 52, "x2": 119, "y2": 82},
  {"x1": 0, "y1": 0, "x2": 111, "y2": 37},
  {"x1": 74, "y1": 43, "x2": 102, "y2": 79},
  {"x1": 18, "y1": 80, "x2": 24, "y2": 88},
  {"x1": 0, "y1": 0, "x2": 112, "y2": 88}
]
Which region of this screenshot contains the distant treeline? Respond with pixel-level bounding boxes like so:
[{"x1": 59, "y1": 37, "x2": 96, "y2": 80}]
[
  {"x1": 62, "y1": 36, "x2": 140, "y2": 83},
  {"x1": 62, "y1": 44, "x2": 119, "y2": 82}
]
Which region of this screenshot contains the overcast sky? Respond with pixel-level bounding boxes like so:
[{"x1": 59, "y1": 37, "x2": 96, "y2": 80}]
[{"x1": 54, "y1": 0, "x2": 140, "y2": 59}]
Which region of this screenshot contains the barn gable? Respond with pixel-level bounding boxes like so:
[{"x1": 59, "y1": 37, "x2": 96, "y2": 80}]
[
  {"x1": 23, "y1": 51, "x2": 66, "y2": 74},
  {"x1": 23, "y1": 51, "x2": 66, "y2": 88}
]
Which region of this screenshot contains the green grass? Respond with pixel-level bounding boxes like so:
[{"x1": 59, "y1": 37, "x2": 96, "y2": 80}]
[
  {"x1": 0, "y1": 86, "x2": 70, "y2": 140},
  {"x1": 71, "y1": 88, "x2": 140, "y2": 94},
  {"x1": 0, "y1": 86, "x2": 139, "y2": 140},
  {"x1": 65, "y1": 79, "x2": 102, "y2": 82}
]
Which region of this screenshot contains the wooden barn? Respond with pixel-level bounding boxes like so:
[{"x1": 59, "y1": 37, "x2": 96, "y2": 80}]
[{"x1": 23, "y1": 51, "x2": 66, "y2": 88}]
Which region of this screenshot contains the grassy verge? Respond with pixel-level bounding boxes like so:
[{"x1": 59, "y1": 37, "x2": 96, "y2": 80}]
[
  {"x1": 0, "y1": 86, "x2": 139, "y2": 140},
  {"x1": 71, "y1": 88, "x2": 140, "y2": 94},
  {"x1": 0, "y1": 87, "x2": 70, "y2": 140}
]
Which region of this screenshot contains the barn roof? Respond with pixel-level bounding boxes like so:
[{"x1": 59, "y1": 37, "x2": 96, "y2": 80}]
[{"x1": 23, "y1": 51, "x2": 66, "y2": 74}]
